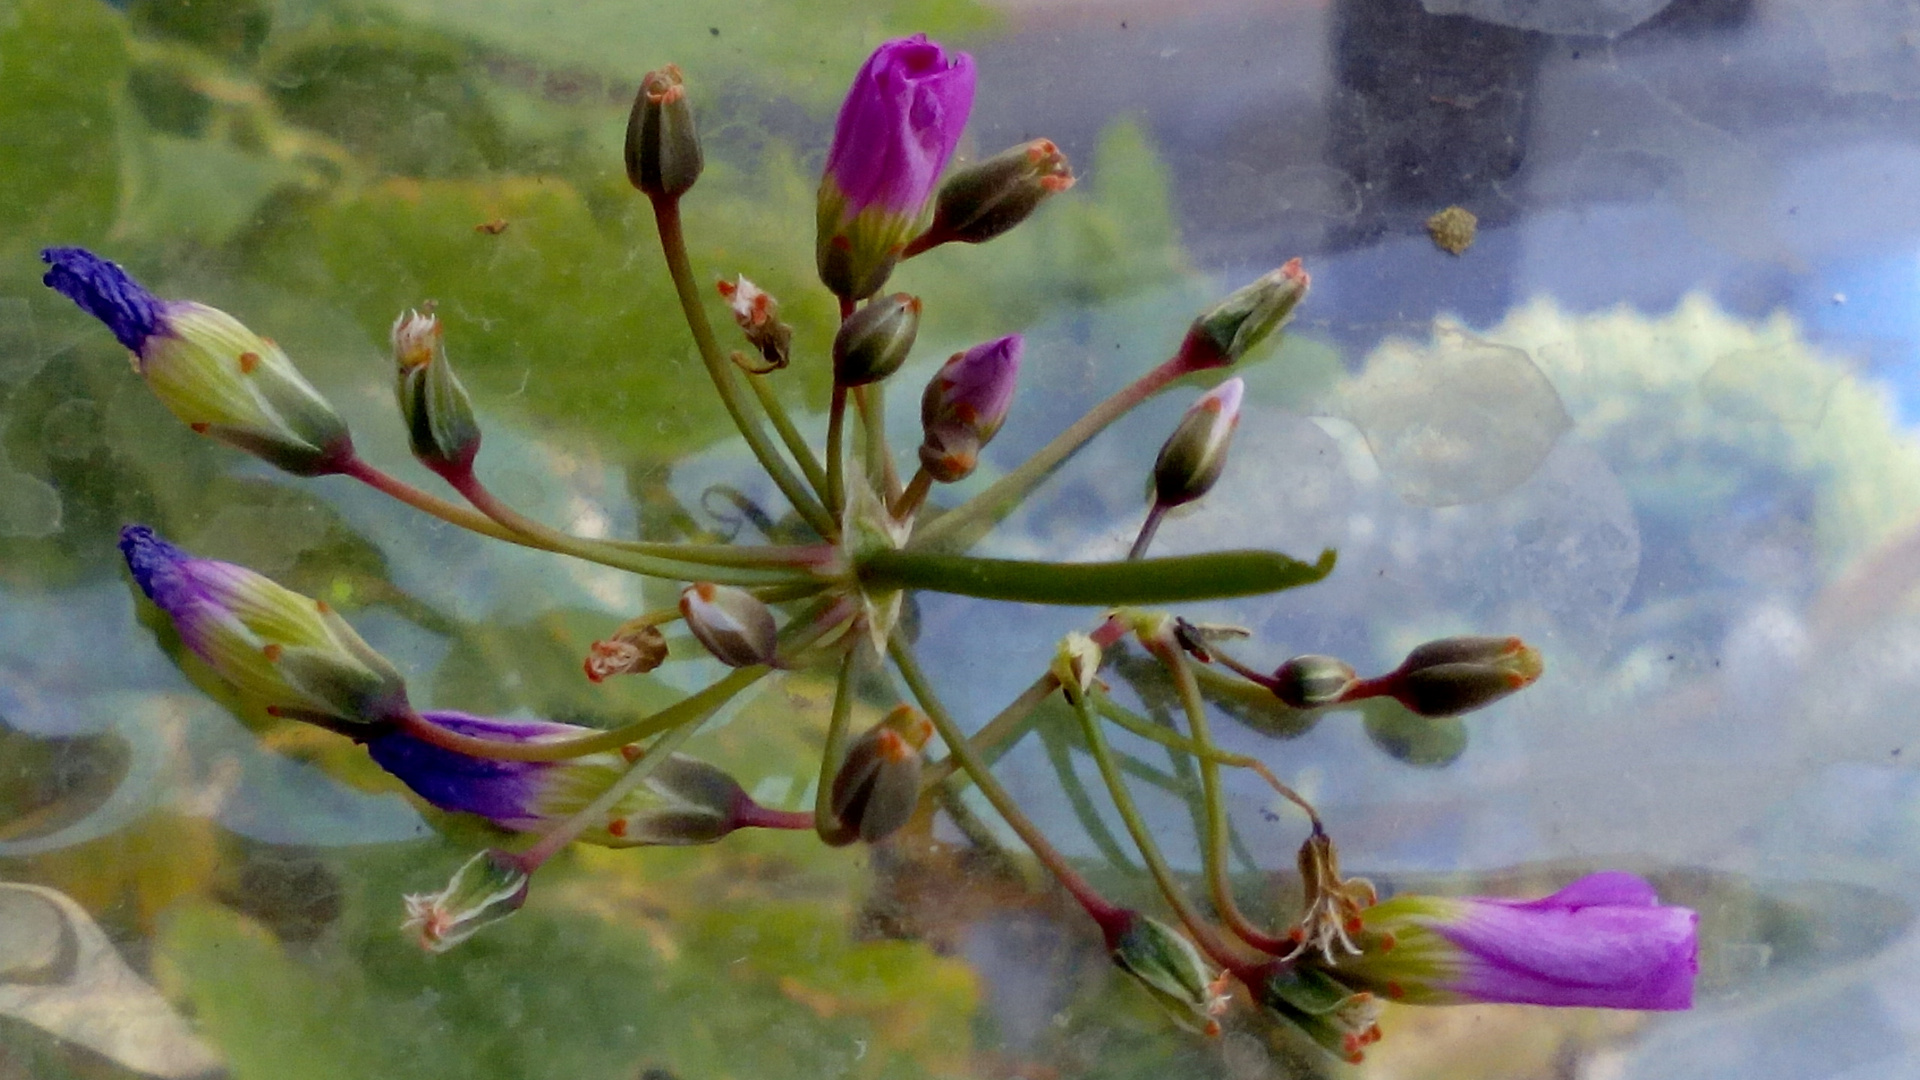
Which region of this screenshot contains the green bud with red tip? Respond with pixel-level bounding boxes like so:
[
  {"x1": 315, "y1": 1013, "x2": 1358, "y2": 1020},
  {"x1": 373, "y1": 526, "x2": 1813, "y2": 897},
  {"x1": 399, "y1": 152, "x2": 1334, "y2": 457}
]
[
  {"x1": 829, "y1": 704, "x2": 934, "y2": 843},
  {"x1": 1151, "y1": 377, "x2": 1244, "y2": 510},
  {"x1": 916, "y1": 138, "x2": 1075, "y2": 250},
  {"x1": 626, "y1": 64, "x2": 702, "y2": 200},
  {"x1": 392, "y1": 307, "x2": 481, "y2": 478},
  {"x1": 832, "y1": 292, "x2": 921, "y2": 387},
  {"x1": 1174, "y1": 259, "x2": 1310, "y2": 371},
  {"x1": 679, "y1": 583, "x2": 779, "y2": 668}
]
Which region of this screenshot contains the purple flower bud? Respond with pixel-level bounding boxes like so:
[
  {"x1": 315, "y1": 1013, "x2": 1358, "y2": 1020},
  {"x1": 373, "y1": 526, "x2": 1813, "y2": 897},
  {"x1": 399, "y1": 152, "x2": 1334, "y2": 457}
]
[
  {"x1": 41, "y1": 247, "x2": 164, "y2": 352},
  {"x1": 366, "y1": 712, "x2": 783, "y2": 848},
  {"x1": 119, "y1": 525, "x2": 408, "y2": 725},
  {"x1": 918, "y1": 334, "x2": 1022, "y2": 483},
  {"x1": 1322, "y1": 872, "x2": 1698, "y2": 1011},
  {"x1": 816, "y1": 35, "x2": 976, "y2": 300},
  {"x1": 43, "y1": 247, "x2": 353, "y2": 476}
]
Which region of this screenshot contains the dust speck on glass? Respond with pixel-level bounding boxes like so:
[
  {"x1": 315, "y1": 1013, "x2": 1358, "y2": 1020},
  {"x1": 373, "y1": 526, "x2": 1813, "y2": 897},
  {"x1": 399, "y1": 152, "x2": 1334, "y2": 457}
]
[{"x1": 4, "y1": 0, "x2": 1918, "y2": 1077}]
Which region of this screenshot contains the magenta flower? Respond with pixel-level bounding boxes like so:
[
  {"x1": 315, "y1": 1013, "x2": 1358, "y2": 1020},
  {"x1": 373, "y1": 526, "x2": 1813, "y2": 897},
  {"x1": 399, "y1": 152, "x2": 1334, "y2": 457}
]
[
  {"x1": 918, "y1": 334, "x2": 1022, "y2": 483},
  {"x1": 120, "y1": 525, "x2": 408, "y2": 726},
  {"x1": 816, "y1": 35, "x2": 976, "y2": 299},
  {"x1": 366, "y1": 712, "x2": 804, "y2": 847},
  {"x1": 43, "y1": 248, "x2": 353, "y2": 476},
  {"x1": 1324, "y1": 872, "x2": 1697, "y2": 1010}
]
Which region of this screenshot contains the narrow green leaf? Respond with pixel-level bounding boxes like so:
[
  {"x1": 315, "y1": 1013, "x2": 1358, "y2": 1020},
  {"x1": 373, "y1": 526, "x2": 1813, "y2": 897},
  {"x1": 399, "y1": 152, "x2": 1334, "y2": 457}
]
[{"x1": 856, "y1": 547, "x2": 1335, "y2": 605}]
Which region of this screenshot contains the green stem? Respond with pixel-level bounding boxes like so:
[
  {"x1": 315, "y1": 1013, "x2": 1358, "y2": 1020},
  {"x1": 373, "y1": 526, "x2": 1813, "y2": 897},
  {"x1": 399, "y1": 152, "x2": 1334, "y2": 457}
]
[
  {"x1": 911, "y1": 356, "x2": 1193, "y2": 550},
  {"x1": 814, "y1": 648, "x2": 859, "y2": 845},
  {"x1": 398, "y1": 666, "x2": 768, "y2": 764},
  {"x1": 921, "y1": 672, "x2": 1058, "y2": 788},
  {"x1": 826, "y1": 385, "x2": 848, "y2": 518},
  {"x1": 1040, "y1": 723, "x2": 1139, "y2": 872},
  {"x1": 651, "y1": 195, "x2": 837, "y2": 539},
  {"x1": 853, "y1": 383, "x2": 900, "y2": 500},
  {"x1": 1153, "y1": 640, "x2": 1294, "y2": 955},
  {"x1": 888, "y1": 635, "x2": 1127, "y2": 933},
  {"x1": 447, "y1": 467, "x2": 810, "y2": 587},
  {"x1": 1069, "y1": 687, "x2": 1245, "y2": 968},
  {"x1": 597, "y1": 535, "x2": 839, "y2": 572},
  {"x1": 858, "y1": 548, "x2": 1336, "y2": 606},
  {"x1": 341, "y1": 456, "x2": 543, "y2": 549},
  {"x1": 892, "y1": 467, "x2": 933, "y2": 521},
  {"x1": 1128, "y1": 502, "x2": 1169, "y2": 561},
  {"x1": 746, "y1": 371, "x2": 831, "y2": 500}
]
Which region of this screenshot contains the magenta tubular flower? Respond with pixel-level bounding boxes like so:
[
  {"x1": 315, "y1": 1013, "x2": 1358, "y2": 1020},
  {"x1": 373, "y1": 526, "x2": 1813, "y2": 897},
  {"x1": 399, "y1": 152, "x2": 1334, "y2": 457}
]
[
  {"x1": 365, "y1": 712, "x2": 799, "y2": 847},
  {"x1": 1326, "y1": 872, "x2": 1697, "y2": 1010},
  {"x1": 816, "y1": 35, "x2": 976, "y2": 300},
  {"x1": 42, "y1": 248, "x2": 353, "y2": 476},
  {"x1": 918, "y1": 334, "x2": 1022, "y2": 483}
]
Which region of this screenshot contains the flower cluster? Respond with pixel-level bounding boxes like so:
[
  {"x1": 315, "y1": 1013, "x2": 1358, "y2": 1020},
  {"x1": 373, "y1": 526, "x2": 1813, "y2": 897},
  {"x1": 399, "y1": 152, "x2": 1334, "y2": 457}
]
[{"x1": 43, "y1": 32, "x2": 1694, "y2": 1063}]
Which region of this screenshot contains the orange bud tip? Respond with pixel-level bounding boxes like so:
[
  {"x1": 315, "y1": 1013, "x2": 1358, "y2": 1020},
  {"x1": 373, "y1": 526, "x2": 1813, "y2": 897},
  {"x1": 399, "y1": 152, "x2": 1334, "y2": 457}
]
[
  {"x1": 315, "y1": 600, "x2": 331, "y2": 614},
  {"x1": 607, "y1": 818, "x2": 628, "y2": 838},
  {"x1": 474, "y1": 218, "x2": 509, "y2": 234},
  {"x1": 265, "y1": 706, "x2": 284, "y2": 717},
  {"x1": 716, "y1": 279, "x2": 736, "y2": 297},
  {"x1": 875, "y1": 728, "x2": 912, "y2": 763},
  {"x1": 1288, "y1": 927, "x2": 1306, "y2": 944},
  {"x1": 238, "y1": 351, "x2": 260, "y2": 373},
  {"x1": 620, "y1": 744, "x2": 643, "y2": 763},
  {"x1": 1345, "y1": 1052, "x2": 1365, "y2": 1065},
  {"x1": 1379, "y1": 933, "x2": 1396, "y2": 952},
  {"x1": 1386, "y1": 981, "x2": 1404, "y2": 1000},
  {"x1": 262, "y1": 643, "x2": 283, "y2": 662},
  {"x1": 1203, "y1": 1020, "x2": 1222, "y2": 1038},
  {"x1": 189, "y1": 422, "x2": 209, "y2": 434},
  {"x1": 1041, "y1": 175, "x2": 1075, "y2": 192},
  {"x1": 582, "y1": 661, "x2": 605, "y2": 683},
  {"x1": 831, "y1": 235, "x2": 853, "y2": 252},
  {"x1": 1281, "y1": 257, "x2": 1307, "y2": 284}
]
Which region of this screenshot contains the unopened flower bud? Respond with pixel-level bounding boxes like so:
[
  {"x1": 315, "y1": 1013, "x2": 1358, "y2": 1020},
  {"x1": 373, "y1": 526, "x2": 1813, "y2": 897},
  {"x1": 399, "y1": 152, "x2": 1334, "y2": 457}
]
[
  {"x1": 583, "y1": 621, "x2": 669, "y2": 682},
  {"x1": 832, "y1": 292, "x2": 921, "y2": 387},
  {"x1": 43, "y1": 247, "x2": 354, "y2": 476},
  {"x1": 1052, "y1": 632, "x2": 1103, "y2": 705},
  {"x1": 625, "y1": 64, "x2": 702, "y2": 200},
  {"x1": 392, "y1": 308, "x2": 481, "y2": 478},
  {"x1": 918, "y1": 334, "x2": 1022, "y2": 483},
  {"x1": 1151, "y1": 377, "x2": 1244, "y2": 509},
  {"x1": 829, "y1": 704, "x2": 934, "y2": 843},
  {"x1": 918, "y1": 138, "x2": 1075, "y2": 249},
  {"x1": 401, "y1": 849, "x2": 528, "y2": 953},
  {"x1": 1175, "y1": 259, "x2": 1310, "y2": 371},
  {"x1": 1271, "y1": 654, "x2": 1358, "y2": 709},
  {"x1": 1109, "y1": 912, "x2": 1231, "y2": 1037},
  {"x1": 816, "y1": 36, "x2": 976, "y2": 300},
  {"x1": 119, "y1": 525, "x2": 409, "y2": 726},
  {"x1": 679, "y1": 582, "x2": 779, "y2": 667},
  {"x1": 1387, "y1": 635, "x2": 1543, "y2": 717},
  {"x1": 715, "y1": 276, "x2": 792, "y2": 371}
]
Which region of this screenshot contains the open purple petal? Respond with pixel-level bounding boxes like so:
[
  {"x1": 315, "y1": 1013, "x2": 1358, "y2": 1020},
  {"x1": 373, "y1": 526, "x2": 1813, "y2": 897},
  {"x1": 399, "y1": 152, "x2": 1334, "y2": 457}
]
[
  {"x1": 42, "y1": 248, "x2": 167, "y2": 353},
  {"x1": 365, "y1": 711, "x2": 586, "y2": 829},
  {"x1": 1442, "y1": 873, "x2": 1698, "y2": 1010},
  {"x1": 824, "y1": 35, "x2": 976, "y2": 215}
]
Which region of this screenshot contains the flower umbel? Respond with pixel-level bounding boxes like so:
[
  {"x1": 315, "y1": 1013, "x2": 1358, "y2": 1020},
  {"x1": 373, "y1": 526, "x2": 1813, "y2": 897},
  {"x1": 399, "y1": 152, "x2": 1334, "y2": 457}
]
[
  {"x1": 44, "y1": 248, "x2": 354, "y2": 476},
  {"x1": 1321, "y1": 872, "x2": 1698, "y2": 1010},
  {"x1": 816, "y1": 35, "x2": 976, "y2": 300}
]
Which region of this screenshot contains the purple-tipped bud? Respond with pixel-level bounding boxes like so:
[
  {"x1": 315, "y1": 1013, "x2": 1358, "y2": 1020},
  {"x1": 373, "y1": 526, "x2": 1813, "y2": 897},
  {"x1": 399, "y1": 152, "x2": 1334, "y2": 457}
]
[
  {"x1": 716, "y1": 276, "x2": 792, "y2": 371},
  {"x1": 41, "y1": 247, "x2": 164, "y2": 352},
  {"x1": 832, "y1": 292, "x2": 921, "y2": 387},
  {"x1": 625, "y1": 64, "x2": 702, "y2": 200},
  {"x1": 392, "y1": 308, "x2": 481, "y2": 478},
  {"x1": 1374, "y1": 635, "x2": 1544, "y2": 717},
  {"x1": 119, "y1": 525, "x2": 408, "y2": 725},
  {"x1": 917, "y1": 334, "x2": 1022, "y2": 483},
  {"x1": 1108, "y1": 911, "x2": 1230, "y2": 1037},
  {"x1": 367, "y1": 712, "x2": 783, "y2": 847},
  {"x1": 1319, "y1": 872, "x2": 1698, "y2": 1011},
  {"x1": 1271, "y1": 654, "x2": 1358, "y2": 709},
  {"x1": 1151, "y1": 377, "x2": 1244, "y2": 509},
  {"x1": 43, "y1": 247, "x2": 353, "y2": 476},
  {"x1": 679, "y1": 582, "x2": 779, "y2": 668},
  {"x1": 401, "y1": 849, "x2": 529, "y2": 953},
  {"x1": 916, "y1": 138, "x2": 1076, "y2": 251},
  {"x1": 1175, "y1": 259, "x2": 1310, "y2": 372},
  {"x1": 816, "y1": 35, "x2": 976, "y2": 300},
  {"x1": 829, "y1": 704, "x2": 934, "y2": 844}
]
